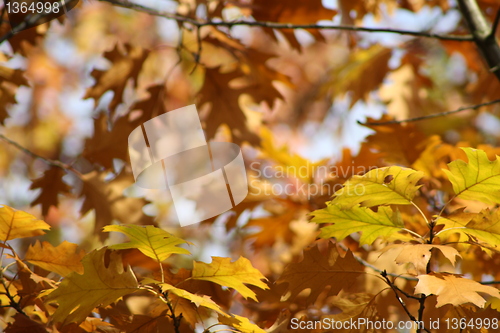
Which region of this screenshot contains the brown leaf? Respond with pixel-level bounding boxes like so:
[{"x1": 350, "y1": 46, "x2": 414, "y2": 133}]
[
  {"x1": 83, "y1": 85, "x2": 167, "y2": 168},
  {"x1": 84, "y1": 43, "x2": 149, "y2": 116},
  {"x1": 363, "y1": 115, "x2": 428, "y2": 166},
  {"x1": 251, "y1": 0, "x2": 337, "y2": 49},
  {"x1": 277, "y1": 242, "x2": 364, "y2": 304},
  {"x1": 0, "y1": 65, "x2": 29, "y2": 125},
  {"x1": 414, "y1": 273, "x2": 500, "y2": 307},
  {"x1": 29, "y1": 167, "x2": 71, "y2": 217},
  {"x1": 4, "y1": 313, "x2": 48, "y2": 333},
  {"x1": 198, "y1": 66, "x2": 259, "y2": 145},
  {"x1": 79, "y1": 170, "x2": 155, "y2": 240}
]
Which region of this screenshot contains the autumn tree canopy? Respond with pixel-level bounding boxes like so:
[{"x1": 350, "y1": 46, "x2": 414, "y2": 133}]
[{"x1": 2, "y1": 0, "x2": 500, "y2": 332}]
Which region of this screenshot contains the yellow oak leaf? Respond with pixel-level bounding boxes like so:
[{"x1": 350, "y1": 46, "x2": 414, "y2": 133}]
[
  {"x1": 45, "y1": 248, "x2": 139, "y2": 325},
  {"x1": 436, "y1": 208, "x2": 500, "y2": 250},
  {"x1": 0, "y1": 205, "x2": 50, "y2": 241},
  {"x1": 415, "y1": 273, "x2": 500, "y2": 308},
  {"x1": 25, "y1": 241, "x2": 85, "y2": 276},
  {"x1": 331, "y1": 166, "x2": 424, "y2": 209},
  {"x1": 142, "y1": 278, "x2": 226, "y2": 315},
  {"x1": 103, "y1": 225, "x2": 191, "y2": 262},
  {"x1": 379, "y1": 244, "x2": 461, "y2": 275},
  {"x1": 277, "y1": 242, "x2": 364, "y2": 305},
  {"x1": 191, "y1": 257, "x2": 268, "y2": 301},
  {"x1": 218, "y1": 314, "x2": 266, "y2": 333},
  {"x1": 312, "y1": 204, "x2": 414, "y2": 245},
  {"x1": 443, "y1": 147, "x2": 500, "y2": 205}
]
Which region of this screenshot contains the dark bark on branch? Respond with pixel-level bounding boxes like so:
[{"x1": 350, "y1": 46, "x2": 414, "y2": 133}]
[{"x1": 457, "y1": 0, "x2": 500, "y2": 81}]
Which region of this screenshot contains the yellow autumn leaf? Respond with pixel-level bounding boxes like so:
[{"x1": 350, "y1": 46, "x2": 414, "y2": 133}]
[
  {"x1": 45, "y1": 248, "x2": 139, "y2": 325},
  {"x1": 0, "y1": 205, "x2": 50, "y2": 241},
  {"x1": 379, "y1": 244, "x2": 461, "y2": 274},
  {"x1": 259, "y1": 127, "x2": 327, "y2": 184},
  {"x1": 142, "y1": 278, "x2": 226, "y2": 315},
  {"x1": 191, "y1": 257, "x2": 268, "y2": 301},
  {"x1": 331, "y1": 166, "x2": 424, "y2": 209},
  {"x1": 311, "y1": 204, "x2": 414, "y2": 245},
  {"x1": 218, "y1": 314, "x2": 267, "y2": 333},
  {"x1": 415, "y1": 273, "x2": 500, "y2": 308},
  {"x1": 103, "y1": 225, "x2": 191, "y2": 262},
  {"x1": 443, "y1": 147, "x2": 500, "y2": 205},
  {"x1": 25, "y1": 241, "x2": 85, "y2": 276},
  {"x1": 436, "y1": 208, "x2": 500, "y2": 250}
]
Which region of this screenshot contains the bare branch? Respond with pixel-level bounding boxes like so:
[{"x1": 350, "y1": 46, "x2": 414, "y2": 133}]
[
  {"x1": 0, "y1": 134, "x2": 82, "y2": 177},
  {"x1": 361, "y1": 98, "x2": 500, "y2": 126},
  {"x1": 97, "y1": 0, "x2": 473, "y2": 42},
  {"x1": 457, "y1": 0, "x2": 500, "y2": 80}
]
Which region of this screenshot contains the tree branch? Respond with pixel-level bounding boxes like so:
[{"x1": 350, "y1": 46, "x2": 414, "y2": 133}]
[
  {"x1": 97, "y1": 0, "x2": 473, "y2": 41},
  {"x1": 0, "y1": 0, "x2": 79, "y2": 44},
  {"x1": 457, "y1": 0, "x2": 500, "y2": 80},
  {"x1": 0, "y1": 133, "x2": 82, "y2": 177},
  {"x1": 360, "y1": 98, "x2": 500, "y2": 126}
]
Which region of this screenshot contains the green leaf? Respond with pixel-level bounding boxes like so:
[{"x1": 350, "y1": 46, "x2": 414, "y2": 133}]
[
  {"x1": 312, "y1": 205, "x2": 413, "y2": 245},
  {"x1": 443, "y1": 147, "x2": 500, "y2": 205},
  {"x1": 103, "y1": 225, "x2": 191, "y2": 262},
  {"x1": 331, "y1": 166, "x2": 424, "y2": 209},
  {"x1": 141, "y1": 278, "x2": 226, "y2": 315},
  {"x1": 191, "y1": 257, "x2": 268, "y2": 301},
  {"x1": 436, "y1": 208, "x2": 500, "y2": 249},
  {"x1": 45, "y1": 248, "x2": 139, "y2": 325}
]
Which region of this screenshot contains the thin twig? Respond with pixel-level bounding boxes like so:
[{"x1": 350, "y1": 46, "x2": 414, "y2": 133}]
[
  {"x1": 0, "y1": 134, "x2": 82, "y2": 177},
  {"x1": 97, "y1": 0, "x2": 473, "y2": 41},
  {"x1": 381, "y1": 270, "x2": 430, "y2": 333},
  {"x1": 0, "y1": 0, "x2": 79, "y2": 44},
  {"x1": 361, "y1": 98, "x2": 500, "y2": 126}
]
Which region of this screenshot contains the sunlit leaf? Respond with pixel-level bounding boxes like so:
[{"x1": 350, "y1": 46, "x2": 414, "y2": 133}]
[
  {"x1": 331, "y1": 166, "x2": 424, "y2": 209},
  {"x1": 443, "y1": 147, "x2": 500, "y2": 205},
  {"x1": 25, "y1": 241, "x2": 85, "y2": 276},
  {"x1": 45, "y1": 248, "x2": 139, "y2": 325},
  {"x1": 191, "y1": 257, "x2": 268, "y2": 301},
  {"x1": 0, "y1": 205, "x2": 50, "y2": 241},
  {"x1": 104, "y1": 225, "x2": 191, "y2": 262}
]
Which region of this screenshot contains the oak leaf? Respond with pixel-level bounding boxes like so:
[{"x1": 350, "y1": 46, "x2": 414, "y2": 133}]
[
  {"x1": 436, "y1": 208, "x2": 500, "y2": 250},
  {"x1": 327, "y1": 45, "x2": 392, "y2": 107},
  {"x1": 218, "y1": 314, "x2": 266, "y2": 333},
  {"x1": 443, "y1": 147, "x2": 500, "y2": 205},
  {"x1": 45, "y1": 248, "x2": 139, "y2": 325},
  {"x1": 191, "y1": 256, "x2": 268, "y2": 301},
  {"x1": 0, "y1": 205, "x2": 50, "y2": 241},
  {"x1": 312, "y1": 205, "x2": 414, "y2": 245},
  {"x1": 25, "y1": 241, "x2": 84, "y2": 277},
  {"x1": 103, "y1": 225, "x2": 191, "y2": 262},
  {"x1": 277, "y1": 242, "x2": 364, "y2": 304},
  {"x1": 84, "y1": 43, "x2": 149, "y2": 116},
  {"x1": 414, "y1": 273, "x2": 500, "y2": 307},
  {"x1": 142, "y1": 278, "x2": 226, "y2": 315},
  {"x1": 251, "y1": 0, "x2": 336, "y2": 49},
  {"x1": 79, "y1": 170, "x2": 155, "y2": 240},
  {"x1": 328, "y1": 293, "x2": 376, "y2": 322},
  {"x1": 83, "y1": 85, "x2": 167, "y2": 168},
  {"x1": 198, "y1": 66, "x2": 260, "y2": 145},
  {"x1": 331, "y1": 166, "x2": 424, "y2": 209},
  {"x1": 379, "y1": 244, "x2": 461, "y2": 274},
  {"x1": 29, "y1": 167, "x2": 71, "y2": 217},
  {"x1": 0, "y1": 65, "x2": 29, "y2": 125}
]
